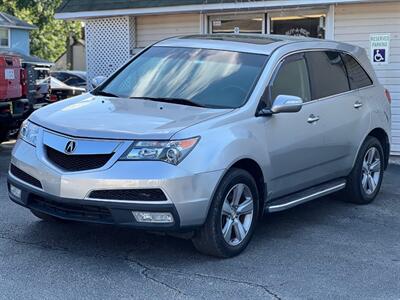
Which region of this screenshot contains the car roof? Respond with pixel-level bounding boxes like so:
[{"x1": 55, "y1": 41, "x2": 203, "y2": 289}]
[
  {"x1": 52, "y1": 70, "x2": 87, "y2": 79},
  {"x1": 155, "y1": 34, "x2": 359, "y2": 55}
]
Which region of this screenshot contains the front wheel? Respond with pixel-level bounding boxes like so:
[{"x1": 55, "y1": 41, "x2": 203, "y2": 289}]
[
  {"x1": 342, "y1": 136, "x2": 384, "y2": 204},
  {"x1": 192, "y1": 168, "x2": 259, "y2": 258}
]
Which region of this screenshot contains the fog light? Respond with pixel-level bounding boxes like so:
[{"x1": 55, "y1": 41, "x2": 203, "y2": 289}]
[
  {"x1": 10, "y1": 185, "x2": 22, "y2": 199},
  {"x1": 132, "y1": 211, "x2": 174, "y2": 224}
]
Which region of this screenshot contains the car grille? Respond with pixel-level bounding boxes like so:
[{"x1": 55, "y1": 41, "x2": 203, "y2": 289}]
[
  {"x1": 29, "y1": 196, "x2": 112, "y2": 222},
  {"x1": 89, "y1": 189, "x2": 168, "y2": 201},
  {"x1": 45, "y1": 146, "x2": 113, "y2": 172},
  {"x1": 10, "y1": 164, "x2": 42, "y2": 189}
]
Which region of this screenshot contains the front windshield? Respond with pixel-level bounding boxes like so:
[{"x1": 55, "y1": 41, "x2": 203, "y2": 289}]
[{"x1": 98, "y1": 46, "x2": 268, "y2": 109}]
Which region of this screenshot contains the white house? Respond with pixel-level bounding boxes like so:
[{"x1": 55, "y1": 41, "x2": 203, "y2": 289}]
[{"x1": 55, "y1": 0, "x2": 400, "y2": 154}]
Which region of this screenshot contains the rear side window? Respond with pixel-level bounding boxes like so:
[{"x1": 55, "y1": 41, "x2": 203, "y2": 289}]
[
  {"x1": 341, "y1": 53, "x2": 373, "y2": 90},
  {"x1": 64, "y1": 75, "x2": 86, "y2": 87},
  {"x1": 270, "y1": 54, "x2": 311, "y2": 103},
  {"x1": 52, "y1": 73, "x2": 67, "y2": 82},
  {"x1": 305, "y1": 51, "x2": 350, "y2": 100}
]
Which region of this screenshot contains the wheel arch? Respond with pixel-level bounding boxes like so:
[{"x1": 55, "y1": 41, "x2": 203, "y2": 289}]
[
  {"x1": 214, "y1": 158, "x2": 267, "y2": 217},
  {"x1": 351, "y1": 127, "x2": 390, "y2": 178},
  {"x1": 353, "y1": 128, "x2": 390, "y2": 172},
  {"x1": 367, "y1": 128, "x2": 390, "y2": 170}
]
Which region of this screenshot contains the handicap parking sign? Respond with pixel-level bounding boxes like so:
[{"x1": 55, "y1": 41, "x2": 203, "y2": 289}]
[
  {"x1": 370, "y1": 34, "x2": 390, "y2": 65},
  {"x1": 373, "y1": 49, "x2": 386, "y2": 63}
]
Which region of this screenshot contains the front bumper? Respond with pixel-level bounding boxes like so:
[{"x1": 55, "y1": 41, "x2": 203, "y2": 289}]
[
  {"x1": 8, "y1": 176, "x2": 182, "y2": 230},
  {"x1": 9, "y1": 138, "x2": 224, "y2": 229}
]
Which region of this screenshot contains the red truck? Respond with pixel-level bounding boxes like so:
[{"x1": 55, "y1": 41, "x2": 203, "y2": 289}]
[{"x1": 0, "y1": 54, "x2": 30, "y2": 143}]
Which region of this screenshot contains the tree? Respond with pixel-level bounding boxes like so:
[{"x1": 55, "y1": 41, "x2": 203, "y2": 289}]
[{"x1": 0, "y1": 0, "x2": 82, "y2": 62}]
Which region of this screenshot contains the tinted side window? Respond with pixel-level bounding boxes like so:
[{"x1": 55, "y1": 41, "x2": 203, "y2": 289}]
[
  {"x1": 270, "y1": 54, "x2": 311, "y2": 103},
  {"x1": 52, "y1": 72, "x2": 68, "y2": 82},
  {"x1": 306, "y1": 51, "x2": 350, "y2": 99},
  {"x1": 64, "y1": 75, "x2": 86, "y2": 87},
  {"x1": 341, "y1": 53, "x2": 373, "y2": 89}
]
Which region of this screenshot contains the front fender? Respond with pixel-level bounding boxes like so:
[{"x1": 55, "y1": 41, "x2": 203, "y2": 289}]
[{"x1": 178, "y1": 118, "x2": 270, "y2": 180}]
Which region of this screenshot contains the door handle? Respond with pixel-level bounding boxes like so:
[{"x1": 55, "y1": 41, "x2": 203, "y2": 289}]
[
  {"x1": 307, "y1": 114, "x2": 320, "y2": 124},
  {"x1": 354, "y1": 101, "x2": 363, "y2": 109}
]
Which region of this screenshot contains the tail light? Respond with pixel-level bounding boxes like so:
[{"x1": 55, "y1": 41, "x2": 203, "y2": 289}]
[
  {"x1": 385, "y1": 89, "x2": 392, "y2": 104},
  {"x1": 49, "y1": 95, "x2": 58, "y2": 102}
]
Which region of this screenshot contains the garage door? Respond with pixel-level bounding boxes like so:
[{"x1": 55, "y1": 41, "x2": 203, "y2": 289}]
[
  {"x1": 136, "y1": 14, "x2": 199, "y2": 48},
  {"x1": 334, "y1": 2, "x2": 400, "y2": 155}
]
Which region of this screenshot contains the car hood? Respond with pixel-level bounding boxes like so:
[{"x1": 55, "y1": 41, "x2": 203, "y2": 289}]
[
  {"x1": 30, "y1": 94, "x2": 233, "y2": 140},
  {"x1": 50, "y1": 77, "x2": 86, "y2": 92}
]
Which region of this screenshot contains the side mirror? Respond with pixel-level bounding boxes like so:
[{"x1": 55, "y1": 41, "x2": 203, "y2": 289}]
[
  {"x1": 258, "y1": 95, "x2": 303, "y2": 116},
  {"x1": 91, "y1": 76, "x2": 107, "y2": 89}
]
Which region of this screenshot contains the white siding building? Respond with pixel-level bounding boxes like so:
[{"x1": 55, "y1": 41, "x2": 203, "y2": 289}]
[
  {"x1": 55, "y1": 0, "x2": 400, "y2": 154},
  {"x1": 333, "y1": 2, "x2": 400, "y2": 154}
]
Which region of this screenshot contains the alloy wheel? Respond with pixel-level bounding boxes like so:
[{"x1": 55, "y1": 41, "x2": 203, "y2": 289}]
[
  {"x1": 221, "y1": 183, "x2": 254, "y2": 246},
  {"x1": 361, "y1": 147, "x2": 382, "y2": 195}
]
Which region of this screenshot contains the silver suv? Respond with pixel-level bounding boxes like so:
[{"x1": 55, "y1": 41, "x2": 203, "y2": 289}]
[{"x1": 8, "y1": 35, "x2": 391, "y2": 257}]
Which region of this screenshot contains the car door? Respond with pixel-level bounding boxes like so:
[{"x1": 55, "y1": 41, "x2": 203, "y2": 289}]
[
  {"x1": 341, "y1": 52, "x2": 375, "y2": 163},
  {"x1": 263, "y1": 53, "x2": 329, "y2": 199},
  {"x1": 305, "y1": 51, "x2": 371, "y2": 179}
]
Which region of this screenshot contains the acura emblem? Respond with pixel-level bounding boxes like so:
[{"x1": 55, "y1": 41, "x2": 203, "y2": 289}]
[{"x1": 65, "y1": 141, "x2": 76, "y2": 154}]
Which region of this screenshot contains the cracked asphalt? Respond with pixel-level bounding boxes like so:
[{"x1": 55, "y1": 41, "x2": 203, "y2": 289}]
[{"x1": 1, "y1": 141, "x2": 399, "y2": 299}]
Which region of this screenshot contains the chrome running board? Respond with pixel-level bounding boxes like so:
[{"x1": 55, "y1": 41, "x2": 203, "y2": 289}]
[{"x1": 267, "y1": 179, "x2": 347, "y2": 213}]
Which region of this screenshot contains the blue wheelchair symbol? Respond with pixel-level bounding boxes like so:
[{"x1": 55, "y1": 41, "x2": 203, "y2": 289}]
[{"x1": 373, "y1": 49, "x2": 386, "y2": 63}]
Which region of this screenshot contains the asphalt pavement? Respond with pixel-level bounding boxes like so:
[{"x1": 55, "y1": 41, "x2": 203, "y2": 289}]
[{"x1": 0, "y1": 141, "x2": 399, "y2": 299}]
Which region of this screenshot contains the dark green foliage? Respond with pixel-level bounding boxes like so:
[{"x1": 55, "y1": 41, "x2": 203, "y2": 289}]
[{"x1": 0, "y1": 0, "x2": 82, "y2": 62}]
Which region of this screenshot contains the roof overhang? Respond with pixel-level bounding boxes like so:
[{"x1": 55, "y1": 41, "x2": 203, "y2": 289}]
[
  {"x1": 0, "y1": 13, "x2": 37, "y2": 30},
  {"x1": 0, "y1": 25, "x2": 37, "y2": 30},
  {"x1": 0, "y1": 50, "x2": 53, "y2": 66},
  {"x1": 55, "y1": 0, "x2": 380, "y2": 20}
]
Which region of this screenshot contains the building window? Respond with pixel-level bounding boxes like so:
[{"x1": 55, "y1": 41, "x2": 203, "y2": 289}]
[
  {"x1": 209, "y1": 14, "x2": 265, "y2": 34},
  {"x1": 0, "y1": 28, "x2": 10, "y2": 47},
  {"x1": 270, "y1": 14, "x2": 326, "y2": 39}
]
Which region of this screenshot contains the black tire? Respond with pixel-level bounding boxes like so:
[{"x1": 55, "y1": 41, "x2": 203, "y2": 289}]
[
  {"x1": 31, "y1": 209, "x2": 64, "y2": 222},
  {"x1": 342, "y1": 136, "x2": 384, "y2": 204},
  {"x1": 192, "y1": 168, "x2": 259, "y2": 258}
]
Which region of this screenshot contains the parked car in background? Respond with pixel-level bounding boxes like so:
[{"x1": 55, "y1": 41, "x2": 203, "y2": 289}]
[
  {"x1": 48, "y1": 76, "x2": 86, "y2": 103},
  {"x1": 51, "y1": 71, "x2": 87, "y2": 89},
  {"x1": 8, "y1": 35, "x2": 391, "y2": 257}
]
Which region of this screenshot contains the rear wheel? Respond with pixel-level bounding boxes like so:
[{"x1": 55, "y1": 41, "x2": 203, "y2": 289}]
[
  {"x1": 342, "y1": 136, "x2": 384, "y2": 204},
  {"x1": 31, "y1": 209, "x2": 64, "y2": 222},
  {"x1": 192, "y1": 168, "x2": 259, "y2": 258}
]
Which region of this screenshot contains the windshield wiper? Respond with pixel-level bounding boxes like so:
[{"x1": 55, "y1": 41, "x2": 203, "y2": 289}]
[
  {"x1": 130, "y1": 96, "x2": 206, "y2": 108},
  {"x1": 92, "y1": 90, "x2": 120, "y2": 98}
]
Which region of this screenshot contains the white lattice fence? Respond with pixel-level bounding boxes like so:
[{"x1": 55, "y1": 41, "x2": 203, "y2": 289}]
[{"x1": 85, "y1": 16, "x2": 134, "y2": 89}]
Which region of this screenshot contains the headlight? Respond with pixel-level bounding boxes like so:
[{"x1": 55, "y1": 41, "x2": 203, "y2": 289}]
[
  {"x1": 19, "y1": 120, "x2": 40, "y2": 146},
  {"x1": 120, "y1": 137, "x2": 199, "y2": 165}
]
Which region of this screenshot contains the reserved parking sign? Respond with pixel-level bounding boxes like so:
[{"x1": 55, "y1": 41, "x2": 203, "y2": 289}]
[{"x1": 370, "y1": 33, "x2": 390, "y2": 65}]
